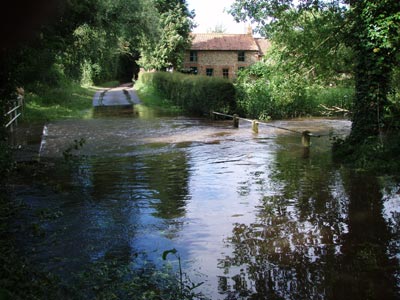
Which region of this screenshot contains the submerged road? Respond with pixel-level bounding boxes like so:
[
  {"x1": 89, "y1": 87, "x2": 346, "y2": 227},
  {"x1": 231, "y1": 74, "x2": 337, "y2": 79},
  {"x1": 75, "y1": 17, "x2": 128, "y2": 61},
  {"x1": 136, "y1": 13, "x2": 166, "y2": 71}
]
[{"x1": 92, "y1": 84, "x2": 141, "y2": 107}]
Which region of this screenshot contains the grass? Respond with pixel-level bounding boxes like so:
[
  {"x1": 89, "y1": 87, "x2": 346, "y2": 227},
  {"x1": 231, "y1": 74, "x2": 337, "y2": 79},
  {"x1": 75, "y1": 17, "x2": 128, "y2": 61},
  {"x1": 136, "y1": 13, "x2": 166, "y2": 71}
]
[{"x1": 23, "y1": 80, "x2": 120, "y2": 122}]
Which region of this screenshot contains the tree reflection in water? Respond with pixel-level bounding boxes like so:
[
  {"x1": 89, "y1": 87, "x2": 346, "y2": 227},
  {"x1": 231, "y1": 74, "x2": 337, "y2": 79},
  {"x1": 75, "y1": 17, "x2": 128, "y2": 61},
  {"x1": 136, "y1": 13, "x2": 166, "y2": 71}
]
[{"x1": 218, "y1": 136, "x2": 399, "y2": 300}]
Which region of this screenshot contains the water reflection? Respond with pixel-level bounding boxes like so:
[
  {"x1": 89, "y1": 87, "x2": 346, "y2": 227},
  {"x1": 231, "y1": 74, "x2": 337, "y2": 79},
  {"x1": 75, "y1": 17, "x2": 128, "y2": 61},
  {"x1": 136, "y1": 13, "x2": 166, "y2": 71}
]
[
  {"x1": 217, "y1": 135, "x2": 399, "y2": 299},
  {"x1": 335, "y1": 172, "x2": 398, "y2": 300},
  {"x1": 13, "y1": 143, "x2": 191, "y2": 282},
  {"x1": 12, "y1": 116, "x2": 400, "y2": 299}
]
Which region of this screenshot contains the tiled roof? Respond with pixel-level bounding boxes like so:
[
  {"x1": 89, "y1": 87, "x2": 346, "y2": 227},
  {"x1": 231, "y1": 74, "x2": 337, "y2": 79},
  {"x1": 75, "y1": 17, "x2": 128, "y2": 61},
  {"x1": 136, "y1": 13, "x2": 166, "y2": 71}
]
[
  {"x1": 190, "y1": 33, "x2": 260, "y2": 51},
  {"x1": 255, "y1": 38, "x2": 271, "y2": 56}
]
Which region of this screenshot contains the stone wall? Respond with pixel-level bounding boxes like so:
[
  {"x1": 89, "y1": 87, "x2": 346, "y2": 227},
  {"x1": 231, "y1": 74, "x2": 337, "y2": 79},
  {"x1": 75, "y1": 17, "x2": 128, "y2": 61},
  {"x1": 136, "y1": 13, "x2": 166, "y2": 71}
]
[{"x1": 183, "y1": 50, "x2": 259, "y2": 79}]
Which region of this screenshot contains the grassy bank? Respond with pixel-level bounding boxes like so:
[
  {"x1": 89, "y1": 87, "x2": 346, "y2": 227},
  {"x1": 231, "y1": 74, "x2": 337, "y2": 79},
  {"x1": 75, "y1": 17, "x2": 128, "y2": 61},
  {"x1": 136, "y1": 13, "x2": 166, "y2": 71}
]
[{"x1": 23, "y1": 80, "x2": 120, "y2": 122}]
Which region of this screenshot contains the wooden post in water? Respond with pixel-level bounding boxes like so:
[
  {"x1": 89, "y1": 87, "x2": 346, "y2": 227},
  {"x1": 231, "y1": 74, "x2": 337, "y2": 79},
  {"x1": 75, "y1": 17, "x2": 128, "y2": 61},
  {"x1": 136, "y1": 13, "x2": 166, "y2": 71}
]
[
  {"x1": 233, "y1": 114, "x2": 239, "y2": 128},
  {"x1": 302, "y1": 131, "x2": 311, "y2": 147},
  {"x1": 252, "y1": 120, "x2": 259, "y2": 134}
]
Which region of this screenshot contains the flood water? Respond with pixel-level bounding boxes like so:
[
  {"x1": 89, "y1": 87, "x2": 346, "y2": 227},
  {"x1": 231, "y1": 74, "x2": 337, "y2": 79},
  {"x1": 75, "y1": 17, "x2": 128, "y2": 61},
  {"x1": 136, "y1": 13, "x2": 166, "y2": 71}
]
[{"x1": 10, "y1": 105, "x2": 400, "y2": 299}]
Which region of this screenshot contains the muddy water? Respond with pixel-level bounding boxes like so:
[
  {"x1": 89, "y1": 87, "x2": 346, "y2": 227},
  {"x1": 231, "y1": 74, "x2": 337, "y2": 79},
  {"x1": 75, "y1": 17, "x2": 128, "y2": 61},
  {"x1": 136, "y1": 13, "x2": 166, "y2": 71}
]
[{"x1": 11, "y1": 106, "x2": 400, "y2": 299}]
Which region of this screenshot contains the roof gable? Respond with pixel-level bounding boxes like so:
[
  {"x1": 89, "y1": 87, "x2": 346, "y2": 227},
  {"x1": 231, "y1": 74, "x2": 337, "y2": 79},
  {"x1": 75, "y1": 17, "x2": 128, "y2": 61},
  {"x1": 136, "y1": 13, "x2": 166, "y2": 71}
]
[
  {"x1": 190, "y1": 33, "x2": 260, "y2": 51},
  {"x1": 255, "y1": 38, "x2": 271, "y2": 56}
]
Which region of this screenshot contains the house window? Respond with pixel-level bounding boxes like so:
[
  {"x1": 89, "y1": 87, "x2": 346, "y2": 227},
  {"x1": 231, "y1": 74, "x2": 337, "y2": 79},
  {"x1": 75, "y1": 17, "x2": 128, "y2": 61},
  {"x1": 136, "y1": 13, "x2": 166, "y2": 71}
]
[
  {"x1": 206, "y1": 68, "x2": 213, "y2": 76},
  {"x1": 190, "y1": 67, "x2": 198, "y2": 75},
  {"x1": 222, "y1": 68, "x2": 229, "y2": 79},
  {"x1": 238, "y1": 51, "x2": 245, "y2": 62},
  {"x1": 190, "y1": 51, "x2": 198, "y2": 62}
]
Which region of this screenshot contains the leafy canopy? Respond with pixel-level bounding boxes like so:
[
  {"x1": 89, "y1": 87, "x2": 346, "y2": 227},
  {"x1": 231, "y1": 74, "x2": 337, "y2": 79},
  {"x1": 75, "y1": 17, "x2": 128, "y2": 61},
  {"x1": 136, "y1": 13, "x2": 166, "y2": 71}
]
[{"x1": 138, "y1": 0, "x2": 194, "y2": 71}]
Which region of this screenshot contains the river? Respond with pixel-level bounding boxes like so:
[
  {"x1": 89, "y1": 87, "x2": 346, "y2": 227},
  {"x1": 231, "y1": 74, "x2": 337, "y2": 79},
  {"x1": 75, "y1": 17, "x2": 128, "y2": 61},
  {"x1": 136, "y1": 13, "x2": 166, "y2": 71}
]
[{"x1": 10, "y1": 105, "x2": 400, "y2": 299}]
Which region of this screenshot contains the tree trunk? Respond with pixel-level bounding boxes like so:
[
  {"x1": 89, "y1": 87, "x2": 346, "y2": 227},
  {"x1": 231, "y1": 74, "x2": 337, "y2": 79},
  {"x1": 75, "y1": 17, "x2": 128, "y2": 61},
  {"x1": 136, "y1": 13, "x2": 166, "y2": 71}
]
[{"x1": 348, "y1": 0, "x2": 395, "y2": 144}]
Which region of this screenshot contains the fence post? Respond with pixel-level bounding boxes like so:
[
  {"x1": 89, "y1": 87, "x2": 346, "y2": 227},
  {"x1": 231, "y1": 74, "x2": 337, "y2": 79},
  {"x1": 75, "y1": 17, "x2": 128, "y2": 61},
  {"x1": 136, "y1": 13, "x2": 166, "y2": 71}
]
[
  {"x1": 233, "y1": 114, "x2": 239, "y2": 128},
  {"x1": 252, "y1": 120, "x2": 259, "y2": 134},
  {"x1": 302, "y1": 131, "x2": 311, "y2": 147}
]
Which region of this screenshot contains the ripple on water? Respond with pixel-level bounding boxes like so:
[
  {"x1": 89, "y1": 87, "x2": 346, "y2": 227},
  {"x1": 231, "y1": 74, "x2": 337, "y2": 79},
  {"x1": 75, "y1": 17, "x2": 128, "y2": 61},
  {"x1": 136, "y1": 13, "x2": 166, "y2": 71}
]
[{"x1": 13, "y1": 116, "x2": 400, "y2": 299}]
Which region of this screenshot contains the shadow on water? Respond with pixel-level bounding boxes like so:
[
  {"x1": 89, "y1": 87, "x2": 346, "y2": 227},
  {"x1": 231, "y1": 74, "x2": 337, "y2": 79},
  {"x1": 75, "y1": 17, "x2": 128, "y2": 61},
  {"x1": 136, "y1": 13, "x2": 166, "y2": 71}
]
[
  {"x1": 10, "y1": 109, "x2": 400, "y2": 299},
  {"x1": 93, "y1": 105, "x2": 136, "y2": 117},
  {"x1": 93, "y1": 104, "x2": 182, "y2": 119},
  {"x1": 216, "y1": 134, "x2": 400, "y2": 300}
]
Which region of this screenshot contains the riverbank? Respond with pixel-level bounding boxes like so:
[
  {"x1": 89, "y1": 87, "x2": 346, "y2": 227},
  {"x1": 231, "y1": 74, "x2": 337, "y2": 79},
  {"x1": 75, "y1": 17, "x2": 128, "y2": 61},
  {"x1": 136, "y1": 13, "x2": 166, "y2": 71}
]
[{"x1": 23, "y1": 80, "x2": 120, "y2": 122}]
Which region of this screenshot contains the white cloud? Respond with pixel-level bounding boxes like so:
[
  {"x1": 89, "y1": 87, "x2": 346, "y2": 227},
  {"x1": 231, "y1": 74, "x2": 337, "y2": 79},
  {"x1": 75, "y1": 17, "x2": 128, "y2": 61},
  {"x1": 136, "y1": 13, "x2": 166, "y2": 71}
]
[{"x1": 186, "y1": 0, "x2": 248, "y2": 34}]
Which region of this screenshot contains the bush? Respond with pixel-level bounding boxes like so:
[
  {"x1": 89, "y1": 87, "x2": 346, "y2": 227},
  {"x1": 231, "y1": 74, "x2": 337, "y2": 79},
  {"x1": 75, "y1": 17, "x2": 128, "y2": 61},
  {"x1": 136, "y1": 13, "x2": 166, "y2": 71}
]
[
  {"x1": 138, "y1": 72, "x2": 236, "y2": 115},
  {"x1": 235, "y1": 62, "x2": 354, "y2": 120},
  {"x1": 306, "y1": 86, "x2": 354, "y2": 115},
  {"x1": 333, "y1": 133, "x2": 400, "y2": 174}
]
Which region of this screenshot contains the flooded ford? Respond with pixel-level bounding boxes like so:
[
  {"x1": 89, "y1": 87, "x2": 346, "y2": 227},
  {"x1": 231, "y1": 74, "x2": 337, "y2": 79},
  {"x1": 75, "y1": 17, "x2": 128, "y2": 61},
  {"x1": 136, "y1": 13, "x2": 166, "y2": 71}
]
[{"x1": 8, "y1": 105, "x2": 400, "y2": 299}]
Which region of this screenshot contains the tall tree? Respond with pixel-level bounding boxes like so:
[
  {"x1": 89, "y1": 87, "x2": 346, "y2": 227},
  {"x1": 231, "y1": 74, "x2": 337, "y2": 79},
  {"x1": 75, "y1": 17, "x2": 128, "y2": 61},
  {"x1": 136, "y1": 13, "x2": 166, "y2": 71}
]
[
  {"x1": 346, "y1": 0, "x2": 400, "y2": 141},
  {"x1": 138, "y1": 0, "x2": 194, "y2": 70}
]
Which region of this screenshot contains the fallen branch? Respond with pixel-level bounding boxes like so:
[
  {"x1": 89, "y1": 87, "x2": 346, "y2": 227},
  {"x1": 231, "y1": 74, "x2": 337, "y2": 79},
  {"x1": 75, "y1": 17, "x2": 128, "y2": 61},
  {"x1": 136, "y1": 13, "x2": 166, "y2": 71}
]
[{"x1": 319, "y1": 104, "x2": 351, "y2": 116}]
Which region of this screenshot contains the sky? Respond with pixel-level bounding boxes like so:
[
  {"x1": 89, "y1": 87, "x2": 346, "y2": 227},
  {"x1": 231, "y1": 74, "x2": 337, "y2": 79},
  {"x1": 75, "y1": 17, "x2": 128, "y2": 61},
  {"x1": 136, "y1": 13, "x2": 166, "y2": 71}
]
[{"x1": 186, "y1": 0, "x2": 249, "y2": 34}]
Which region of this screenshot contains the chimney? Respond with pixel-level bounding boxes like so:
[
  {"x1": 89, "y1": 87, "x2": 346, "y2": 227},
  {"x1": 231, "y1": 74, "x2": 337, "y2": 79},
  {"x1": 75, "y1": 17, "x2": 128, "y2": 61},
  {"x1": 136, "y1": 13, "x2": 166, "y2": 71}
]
[{"x1": 246, "y1": 24, "x2": 252, "y2": 36}]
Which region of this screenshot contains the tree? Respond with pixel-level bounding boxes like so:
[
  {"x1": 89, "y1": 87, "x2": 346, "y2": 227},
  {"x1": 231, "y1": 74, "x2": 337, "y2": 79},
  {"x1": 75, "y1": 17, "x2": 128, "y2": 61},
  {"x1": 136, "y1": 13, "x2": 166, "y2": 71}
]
[
  {"x1": 345, "y1": 0, "x2": 400, "y2": 141},
  {"x1": 207, "y1": 24, "x2": 227, "y2": 33},
  {"x1": 229, "y1": 0, "x2": 400, "y2": 145},
  {"x1": 0, "y1": 0, "x2": 160, "y2": 91},
  {"x1": 138, "y1": 0, "x2": 194, "y2": 70}
]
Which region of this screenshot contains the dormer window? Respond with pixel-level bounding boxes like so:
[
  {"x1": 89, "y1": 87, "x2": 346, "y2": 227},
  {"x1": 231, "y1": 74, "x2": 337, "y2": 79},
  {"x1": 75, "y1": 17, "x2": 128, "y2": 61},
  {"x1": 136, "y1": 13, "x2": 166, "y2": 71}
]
[{"x1": 238, "y1": 51, "x2": 245, "y2": 62}]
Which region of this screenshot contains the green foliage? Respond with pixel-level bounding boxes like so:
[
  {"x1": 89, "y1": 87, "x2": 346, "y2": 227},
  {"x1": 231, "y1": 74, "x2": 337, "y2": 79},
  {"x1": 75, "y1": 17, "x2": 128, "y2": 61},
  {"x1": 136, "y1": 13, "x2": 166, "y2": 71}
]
[
  {"x1": 346, "y1": 0, "x2": 400, "y2": 142},
  {"x1": 267, "y1": 8, "x2": 353, "y2": 85},
  {"x1": 229, "y1": 2, "x2": 354, "y2": 120},
  {"x1": 235, "y1": 62, "x2": 353, "y2": 119},
  {"x1": 1, "y1": 0, "x2": 161, "y2": 101},
  {"x1": 386, "y1": 65, "x2": 400, "y2": 129},
  {"x1": 0, "y1": 196, "x2": 205, "y2": 300},
  {"x1": 23, "y1": 81, "x2": 96, "y2": 122},
  {"x1": 230, "y1": 0, "x2": 400, "y2": 171},
  {"x1": 138, "y1": 0, "x2": 194, "y2": 70},
  {"x1": 333, "y1": 133, "x2": 400, "y2": 174},
  {"x1": 235, "y1": 63, "x2": 273, "y2": 119},
  {"x1": 0, "y1": 142, "x2": 13, "y2": 181},
  {"x1": 135, "y1": 80, "x2": 181, "y2": 113},
  {"x1": 162, "y1": 248, "x2": 206, "y2": 299},
  {"x1": 138, "y1": 72, "x2": 236, "y2": 115},
  {"x1": 71, "y1": 256, "x2": 207, "y2": 300},
  {"x1": 0, "y1": 183, "x2": 62, "y2": 300}
]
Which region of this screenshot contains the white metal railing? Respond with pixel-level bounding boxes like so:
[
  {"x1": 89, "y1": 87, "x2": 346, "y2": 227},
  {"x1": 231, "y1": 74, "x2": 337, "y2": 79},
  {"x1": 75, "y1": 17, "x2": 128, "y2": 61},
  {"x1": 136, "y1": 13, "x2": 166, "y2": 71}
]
[{"x1": 5, "y1": 92, "x2": 24, "y2": 132}]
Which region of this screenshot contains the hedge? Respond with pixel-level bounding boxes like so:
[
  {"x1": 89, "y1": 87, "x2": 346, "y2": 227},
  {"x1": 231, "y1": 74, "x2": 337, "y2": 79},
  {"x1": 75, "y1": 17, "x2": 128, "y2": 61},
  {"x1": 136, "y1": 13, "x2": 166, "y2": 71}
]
[{"x1": 138, "y1": 71, "x2": 236, "y2": 115}]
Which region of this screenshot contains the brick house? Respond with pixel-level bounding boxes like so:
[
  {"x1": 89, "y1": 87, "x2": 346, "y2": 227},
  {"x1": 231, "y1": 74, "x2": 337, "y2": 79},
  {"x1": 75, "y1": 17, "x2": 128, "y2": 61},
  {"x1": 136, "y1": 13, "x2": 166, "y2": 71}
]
[{"x1": 182, "y1": 32, "x2": 270, "y2": 79}]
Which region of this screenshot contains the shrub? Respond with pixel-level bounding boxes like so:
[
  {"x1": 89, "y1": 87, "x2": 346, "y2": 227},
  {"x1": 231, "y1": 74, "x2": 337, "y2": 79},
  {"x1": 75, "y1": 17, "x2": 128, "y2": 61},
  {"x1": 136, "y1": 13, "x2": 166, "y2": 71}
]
[
  {"x1": 138, "y1": 72, "x2": 236, "y2": 115},
  {"x1": 235, "y1": 62, "x2": 354, "y2": 120}
]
